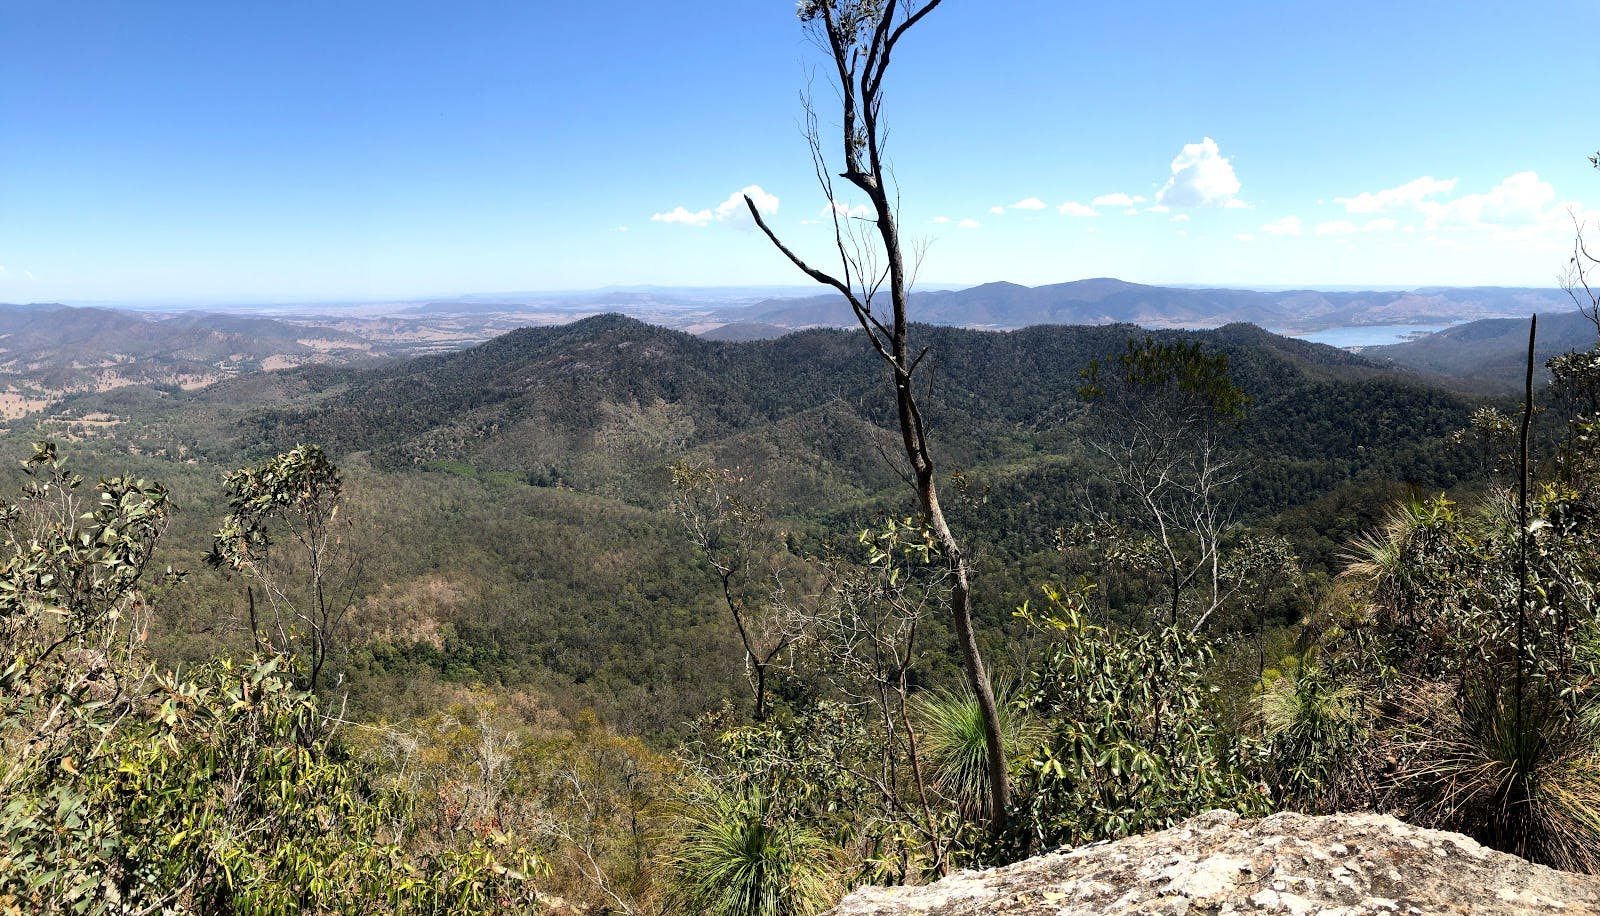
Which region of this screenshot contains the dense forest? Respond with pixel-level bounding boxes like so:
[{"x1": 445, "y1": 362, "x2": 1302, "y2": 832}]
[{"x1": 6, "y1": 278, "x2": 1598, "y2": 911}]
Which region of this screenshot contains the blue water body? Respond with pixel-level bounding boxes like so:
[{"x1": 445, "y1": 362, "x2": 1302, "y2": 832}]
[{"x1": 1288, "y1": 324, "x2": 1453, "y2": 348}]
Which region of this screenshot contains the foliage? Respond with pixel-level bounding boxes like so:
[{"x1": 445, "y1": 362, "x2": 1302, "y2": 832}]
[
  {"x1": 1075, "y1": 337, "x2": 1269, "y2": 631},
  {"x1": 1257, "y1": 655, "x2": 1363, "y2": 811},
  {"x1": 363, "y1": 691, "x2": 673, "y2": 912},
  {"x1": 912, "y1": 685, "x2": 1044, "y2": 823},
  {"x1": 1007, "y1": 585, "x2": 1271, "y2": 855},
  {"x1": 206, "y1": 444, "x2": 358, "y2": 691},
  {"x1": 662, "y1": 789, "x2": 839, "y2": 916},
  {"x1": 1322, "y1": 328, "x2": 1600, "y2": 871},
  {"x1": 0, "y1": 445, "x2": 543, "y2": 914},
  {"x1": 670, "y1": 459, "x2": 807, "y2": 722}
]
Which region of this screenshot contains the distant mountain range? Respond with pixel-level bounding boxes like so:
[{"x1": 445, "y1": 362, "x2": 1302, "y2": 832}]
[
  {"x1": 4, "y1": 279, "x2": 1587, "y2": 423},
  {"x1": 705, "y1": 279, "x2": 1573, "y2": 336}
]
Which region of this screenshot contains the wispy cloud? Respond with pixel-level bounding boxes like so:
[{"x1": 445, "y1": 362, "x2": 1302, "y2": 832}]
[
  {"x1": 1092, "y1": 192, "x2": 1145, "y2": 208},
  {"x1": 1058, "y1": 201, "x2": 1097, "y2": 217},
  {"x1": 1261, "y1": 215, "x2": 1302, "y2": 236},
  {"x1": 652, "y1": 184, "x2": 779, "y2": 227},
  {"x1": 1419, "y1": 171, "x2": 1553, "y2": 231},
  {"x1": 958, "y1": 218, "x2": 980, "y2": 229},
  {"x1": 1335, "y1": 176, "x2": 1457, "y2": 214},
  {"x1": 651, "y1": 206, "x2": 711, "y2": 227},
  {"x1": 821, "y1": 200, "x2": 871, "y2": 219}
]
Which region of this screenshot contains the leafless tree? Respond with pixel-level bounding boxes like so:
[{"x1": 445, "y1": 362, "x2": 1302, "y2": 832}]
[
  {"x1": 744, "y1": 0, "x2": 1009, "y2": 830},
  {"x1": 1567, "y1": 218, "x2": 1599, "y2": 335},
  {"x1": 670, "y1": 460, "x2": 806, "y2": 722},
  {"x1": 1077, "y1": 337, "x2": 1251, "y2": 632}
]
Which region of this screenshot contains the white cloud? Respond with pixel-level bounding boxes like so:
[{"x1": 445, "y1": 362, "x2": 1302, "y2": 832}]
[
  {"x1": 651, "y1": 206, "x2": 712, "y2": 227},
  {"x1": 989, "y1": 205, "x2": 1006, "y2": 215},
  {"x1": 1261, "y1": 215, "x2": 1302, "y2": 236},
  {"x1": 654, "y1": 184, "x2": 779, "y2": 228},
  {"x1": 958, "y1": 218, "x2": 980, "y2": 229},
  {"x1": 1171, "y1": 213, "x2": 1191, "y2": 223},
  {"x1": 1009, "y1": 197, "x2": 1048, "y2": 211},
  {"x1": 716, "y1": 185, "x2": 779, "y2": 222},
  {"x1": 1155, "y1": 137, "x2": 1244, "y2": 208},
  {"x1": 1335, "y1": 176, "x2": 1457, "y2": 214},
  {"x1": 1420, "y1": 171, "x2": 1555, "y2": 231},
  {"x1": 612, "y1": 225, "x2": 629, "y2": 233},
  {"x1": 821, "y1": 200, "x2": 871, "y2": 219},
  {"x1": 1092, "y1": 192, "x2": 1145, "y2": 207},
  {"x1": 1123, "y1": 208, "x2": 1140, "y2": 215},
  {"x1": 1235, "y1": 233, "x2": 1257, "y2": 242},
  {"x1": 1316, "y1": 219, "x2": 1359, "y2": 236},
  {"x1": 1363, "y1": 218, "x2": 1398, "y2": 232},
  {"x1": 932, "y1": 216, "x2": 952, "y2": 224},
  {"x1": 1058, "y1": 201, "x2": 1097, "y2": 217},
  {"x1": 1145, "y1": 204, "x2": 1171, "y2": 214},
  {"x1": 1175, "y1": 229, "x2": 1189, "y2": 237}
]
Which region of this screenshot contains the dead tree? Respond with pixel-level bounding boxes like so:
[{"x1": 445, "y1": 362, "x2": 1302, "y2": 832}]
[{"x1": 745, "y1": 0, "x2": 1010, "y2": 831}]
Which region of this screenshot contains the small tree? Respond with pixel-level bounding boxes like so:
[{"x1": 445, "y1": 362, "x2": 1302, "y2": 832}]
[
  {"x1": 205, "y1": 444, "x2": 359, "y2": 692},
  {"x1": 1078, "y1": 337, "x2": 1252, "y2": 630},
  {"x1": 747, "y1": 0, "x2": 1011, "y2": 833},
  {"x1": 670, "y1": 460, "x2": 806, "y2": 722}
]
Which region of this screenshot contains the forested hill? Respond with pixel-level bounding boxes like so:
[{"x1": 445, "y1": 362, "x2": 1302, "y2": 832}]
[
  {"x1": 21, "y1": 310, "x2": 1495, "y2": 736},
  {"x1": 0, "y1": 302, "x2": 379, "y2": 382},
  {"x1": 1368, "y1": 310, "x2": 1595, "y2": 391},
  {"x1": 205, "y1": 314, "x2": 1479, "y2": 526}
]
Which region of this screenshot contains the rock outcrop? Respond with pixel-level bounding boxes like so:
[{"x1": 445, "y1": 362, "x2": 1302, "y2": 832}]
[{"x1": 828, "y1": 810, "x2": 1600, "y2": 915}]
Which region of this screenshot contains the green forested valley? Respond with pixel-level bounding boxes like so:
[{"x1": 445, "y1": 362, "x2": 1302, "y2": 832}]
[{"x1": 13, "y1": 300, "x2": 1593, "y2": 911}]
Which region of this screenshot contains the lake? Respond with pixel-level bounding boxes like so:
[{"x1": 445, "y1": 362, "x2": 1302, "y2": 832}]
[{"x1": 1287, "y1": 324, "x2": 1454, "y2": 348}]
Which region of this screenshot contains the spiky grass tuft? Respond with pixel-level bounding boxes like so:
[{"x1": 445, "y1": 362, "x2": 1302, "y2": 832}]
[
  {"x1": 913, "y1": 683, "x2": 1044, "y2": 821},
  {"x1": 663, "y1": 789, "x2": 839, "y2": 916},
  {"x1": 1404, "y1": 679, "x2": 1600, "y2": 874}
]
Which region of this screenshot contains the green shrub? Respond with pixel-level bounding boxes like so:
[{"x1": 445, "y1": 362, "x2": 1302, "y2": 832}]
[{"x1": 1007, "y1": 585, "x2": 1271, "y2": 854}]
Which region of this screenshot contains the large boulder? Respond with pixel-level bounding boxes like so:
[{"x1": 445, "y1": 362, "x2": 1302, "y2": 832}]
[{"x1": 828, "y1": 810, "x2": 1600, "y2": 915}]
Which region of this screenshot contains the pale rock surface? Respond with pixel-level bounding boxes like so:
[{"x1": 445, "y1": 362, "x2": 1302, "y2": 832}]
[{"x1": 827, "y1": 810, "x2": 1600, "y2": 915}]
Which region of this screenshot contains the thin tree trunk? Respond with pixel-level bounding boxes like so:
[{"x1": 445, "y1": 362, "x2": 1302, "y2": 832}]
[{"x1": 748, "y1": 0, "x2": 1009, "y2": 833}]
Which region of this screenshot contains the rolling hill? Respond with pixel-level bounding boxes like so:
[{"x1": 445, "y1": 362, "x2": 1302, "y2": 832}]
[
  {"x1": 10, "y1": 312, "x2": 1495, "y2": 734},
  {"x1": 1367, "y1": 310, "x2": 1597, "y2": 391}
]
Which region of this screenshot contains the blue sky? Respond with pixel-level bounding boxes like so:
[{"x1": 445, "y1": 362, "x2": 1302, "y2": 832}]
[{"x1": 1, "y1": 1, "x2": 1596, "y2": 304}]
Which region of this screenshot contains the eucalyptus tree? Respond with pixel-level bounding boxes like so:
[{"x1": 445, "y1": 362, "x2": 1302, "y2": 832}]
[
  {"x1": 205, "y1": 444, "x2": 359, "y2": 692},
  {"x1": 1077, "y1": 337, "x2": 1253, "y2": 631},
  {"x1": 743, "y1": 0, "x2": 1011, "y2": 833}
]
